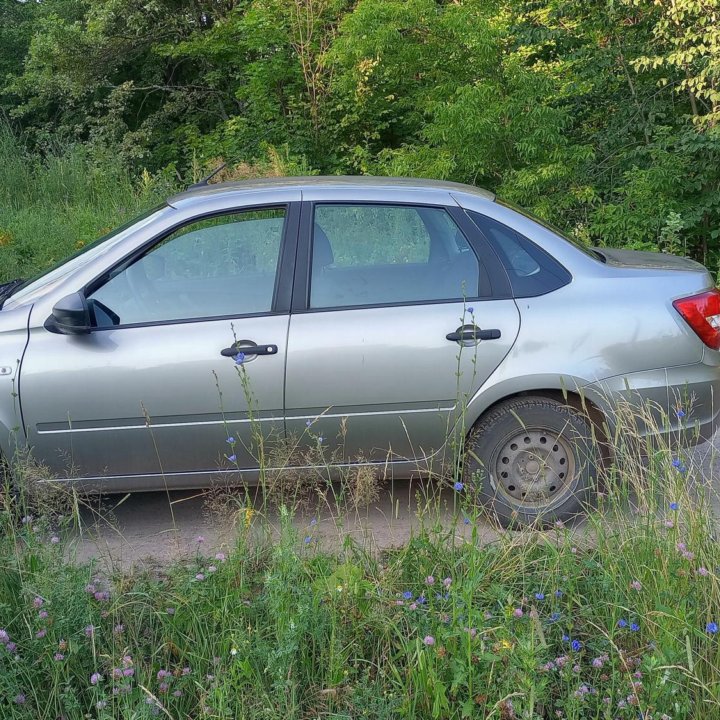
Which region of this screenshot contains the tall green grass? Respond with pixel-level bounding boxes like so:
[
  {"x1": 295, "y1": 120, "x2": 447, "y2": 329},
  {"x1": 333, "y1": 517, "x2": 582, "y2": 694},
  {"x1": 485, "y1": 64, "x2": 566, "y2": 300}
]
[
  {"x1": 0, "y1": 126, "x2": 170, "y2": 283},
  {"x1": 1, "y1": 401, "x2": 720, "y2": 719}
]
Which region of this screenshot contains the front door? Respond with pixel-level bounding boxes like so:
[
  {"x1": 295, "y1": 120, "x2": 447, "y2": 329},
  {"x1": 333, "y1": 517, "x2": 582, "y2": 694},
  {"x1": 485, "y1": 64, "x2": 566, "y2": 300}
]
[
  {"x1": 20, "y1": 204, "x2": 296, "y2": 490},
  {"x1": 284, "y1": 200, "x2": 520, "y2": 472}
]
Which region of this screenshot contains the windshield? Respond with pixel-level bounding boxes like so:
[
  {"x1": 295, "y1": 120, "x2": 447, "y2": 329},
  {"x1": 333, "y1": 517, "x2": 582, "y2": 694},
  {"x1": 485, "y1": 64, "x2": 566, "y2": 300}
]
[
  {"x1": 497, "y1": 199, "x2": 604, "y2": 262},
  {"x1": 3, "y1": 205, "x2": 168, "y2": 309}
]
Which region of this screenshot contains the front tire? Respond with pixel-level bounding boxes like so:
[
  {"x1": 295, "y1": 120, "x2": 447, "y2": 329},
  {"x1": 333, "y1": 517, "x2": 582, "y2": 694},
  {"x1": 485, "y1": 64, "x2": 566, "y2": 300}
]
[{"x1": 464, "y1": 396, "x2": 600, "y2": 528}]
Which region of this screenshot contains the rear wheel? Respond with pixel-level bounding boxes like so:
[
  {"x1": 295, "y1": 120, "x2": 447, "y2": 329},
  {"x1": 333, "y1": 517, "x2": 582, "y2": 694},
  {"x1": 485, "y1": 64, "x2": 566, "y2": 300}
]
[{"x1": 464, "y1": 396, "x2": 600, "y2": 527}]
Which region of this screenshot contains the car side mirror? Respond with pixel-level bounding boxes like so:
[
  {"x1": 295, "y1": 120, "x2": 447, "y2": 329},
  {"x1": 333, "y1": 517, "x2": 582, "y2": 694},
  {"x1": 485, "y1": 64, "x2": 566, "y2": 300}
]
[{"x1": 46, "y1": 292, "x2": 92, "y2": 335}]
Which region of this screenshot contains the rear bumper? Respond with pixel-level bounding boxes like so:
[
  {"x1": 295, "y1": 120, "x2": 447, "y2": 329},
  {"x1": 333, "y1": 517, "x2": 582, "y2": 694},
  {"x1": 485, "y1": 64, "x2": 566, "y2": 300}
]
[{"x1": 582, "y1": 362, "x2": 720, "y2": 446}]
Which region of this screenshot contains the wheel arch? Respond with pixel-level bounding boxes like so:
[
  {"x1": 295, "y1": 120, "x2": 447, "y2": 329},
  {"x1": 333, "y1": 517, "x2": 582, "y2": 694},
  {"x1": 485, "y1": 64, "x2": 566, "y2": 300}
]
[{"x1": 466, "y1": 386, "x2": 611, "y2": 447}]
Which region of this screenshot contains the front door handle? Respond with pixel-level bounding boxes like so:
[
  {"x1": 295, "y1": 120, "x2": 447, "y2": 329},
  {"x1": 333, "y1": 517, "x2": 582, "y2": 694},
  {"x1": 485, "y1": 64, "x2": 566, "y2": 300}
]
[
  {"x1": 446, "y1": 324, "x2": 501, "y2": 343},
  {"x1": 220, "y1": 341, "x2": 278, "y2": 358}
]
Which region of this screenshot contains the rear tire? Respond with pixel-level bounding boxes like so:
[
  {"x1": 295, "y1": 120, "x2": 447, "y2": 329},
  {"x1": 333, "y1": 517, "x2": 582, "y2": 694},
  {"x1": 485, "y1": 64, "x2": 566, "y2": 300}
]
[{"x1": 464, "y1": 396, "x2": 599, "y2": 528}]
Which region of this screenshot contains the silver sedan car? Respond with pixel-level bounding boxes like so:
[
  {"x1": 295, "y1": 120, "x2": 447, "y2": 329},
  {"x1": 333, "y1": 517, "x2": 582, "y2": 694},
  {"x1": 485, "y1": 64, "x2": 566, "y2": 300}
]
[{"x1": 1, "y1": 176, "x2": 718, "y2": 525}]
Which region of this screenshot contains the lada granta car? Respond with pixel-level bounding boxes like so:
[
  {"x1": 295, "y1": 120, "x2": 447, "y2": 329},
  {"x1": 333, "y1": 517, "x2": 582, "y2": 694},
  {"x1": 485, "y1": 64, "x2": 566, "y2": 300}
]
[{"x1": 0, "y1": 176, "x2": 718, "y2": 525}]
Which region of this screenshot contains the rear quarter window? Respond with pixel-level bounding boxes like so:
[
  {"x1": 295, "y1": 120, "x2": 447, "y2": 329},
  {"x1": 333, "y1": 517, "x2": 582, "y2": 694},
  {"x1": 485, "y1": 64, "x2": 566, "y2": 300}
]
[{"x1": 467, "y1": 211, "x2": 571, "y2": 297}]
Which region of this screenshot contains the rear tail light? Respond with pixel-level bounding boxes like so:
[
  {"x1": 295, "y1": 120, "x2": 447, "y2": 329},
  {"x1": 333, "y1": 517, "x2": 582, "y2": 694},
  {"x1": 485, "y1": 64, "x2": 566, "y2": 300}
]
[{"x1": 673, "y1": 289, "x2": 720, "y2": 350}]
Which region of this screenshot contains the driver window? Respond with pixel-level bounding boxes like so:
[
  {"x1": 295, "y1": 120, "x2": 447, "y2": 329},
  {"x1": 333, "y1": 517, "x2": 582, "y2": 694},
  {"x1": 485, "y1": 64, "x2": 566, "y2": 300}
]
[{"x1": 88, "y1": 208, "x2": 286, "y2": 327}]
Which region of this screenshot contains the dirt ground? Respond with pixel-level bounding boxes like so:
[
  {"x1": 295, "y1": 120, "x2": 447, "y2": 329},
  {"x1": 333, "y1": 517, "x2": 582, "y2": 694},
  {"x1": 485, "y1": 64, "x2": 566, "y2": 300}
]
[{"x1": 68, "y1": 436, "x2": 719, "y2": 571}]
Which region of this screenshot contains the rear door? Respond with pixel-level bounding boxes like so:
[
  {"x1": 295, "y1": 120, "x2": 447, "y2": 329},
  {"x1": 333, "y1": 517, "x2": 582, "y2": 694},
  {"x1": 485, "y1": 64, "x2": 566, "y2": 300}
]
[
  {"x1": 20, "y1": 201, "x2": 299, "y2": 489},
  {"x1": 284, "y1": 190, "x2": 521, "y2": 471}
]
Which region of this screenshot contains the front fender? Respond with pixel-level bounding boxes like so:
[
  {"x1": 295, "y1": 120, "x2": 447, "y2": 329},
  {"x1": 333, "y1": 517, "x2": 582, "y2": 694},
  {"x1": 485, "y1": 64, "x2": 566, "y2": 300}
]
[{"x1": 0, "y1": 304, "x2": 31, "y2": 460}]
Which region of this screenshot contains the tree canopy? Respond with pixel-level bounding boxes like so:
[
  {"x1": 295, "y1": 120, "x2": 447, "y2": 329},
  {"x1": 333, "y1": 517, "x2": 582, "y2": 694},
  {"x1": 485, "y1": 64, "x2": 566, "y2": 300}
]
[{"x1": 2, "y1": 0, "x2": 720, "y2": 268}]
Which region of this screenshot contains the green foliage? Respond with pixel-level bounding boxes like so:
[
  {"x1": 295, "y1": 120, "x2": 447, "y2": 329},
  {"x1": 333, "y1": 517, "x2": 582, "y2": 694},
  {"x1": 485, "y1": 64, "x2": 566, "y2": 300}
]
[
  {"x1": 0, "y1": 126, "x2": 168, "y2": 283},
  {"x1": 2, "y1": 0, "x2": 720, "y2": 271}
]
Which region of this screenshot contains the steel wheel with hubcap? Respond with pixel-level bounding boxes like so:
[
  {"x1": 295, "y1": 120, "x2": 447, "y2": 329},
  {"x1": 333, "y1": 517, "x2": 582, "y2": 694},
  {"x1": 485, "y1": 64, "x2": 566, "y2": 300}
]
[{"x1": 464, "y1": 396, "x2": 599, "y2": 527}]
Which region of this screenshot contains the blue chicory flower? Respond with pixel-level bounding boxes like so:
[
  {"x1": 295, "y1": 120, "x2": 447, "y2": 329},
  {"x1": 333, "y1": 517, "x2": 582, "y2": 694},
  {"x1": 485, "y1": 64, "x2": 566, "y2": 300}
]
[{"x1": 453, "y1": 481, "x2": 464, "y2": 492}]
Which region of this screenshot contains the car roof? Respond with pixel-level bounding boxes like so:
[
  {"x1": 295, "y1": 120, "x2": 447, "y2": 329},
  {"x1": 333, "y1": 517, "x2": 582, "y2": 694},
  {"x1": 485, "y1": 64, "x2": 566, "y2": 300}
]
[{"x1": 167, "y1": 175, "x2": 496, "y2": 207}]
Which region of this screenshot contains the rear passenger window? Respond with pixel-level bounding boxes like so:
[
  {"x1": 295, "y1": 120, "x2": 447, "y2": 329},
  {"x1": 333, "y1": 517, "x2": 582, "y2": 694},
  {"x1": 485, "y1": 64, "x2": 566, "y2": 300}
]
[
  {"x1": 310, "y1": 204, "x2": 481, "y2": 308},
  {"x1": 467, "y1": 212, "x2": 571, "y2": 297}
]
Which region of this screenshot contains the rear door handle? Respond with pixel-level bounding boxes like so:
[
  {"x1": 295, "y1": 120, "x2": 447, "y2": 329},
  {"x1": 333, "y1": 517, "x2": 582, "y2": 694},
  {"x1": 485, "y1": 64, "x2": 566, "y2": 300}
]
[
  {"x1": 220, "y1": 342, "x2": 278, "y2": 358},
  {"x1": 446, "y1": 324, "x2": 501, "y2": 343}
]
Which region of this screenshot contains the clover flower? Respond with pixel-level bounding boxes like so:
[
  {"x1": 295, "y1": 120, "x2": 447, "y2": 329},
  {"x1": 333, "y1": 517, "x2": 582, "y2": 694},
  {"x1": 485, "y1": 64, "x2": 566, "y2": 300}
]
[{"x1": 423, "y1": 635, "x2": 435, "y2": 646}]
